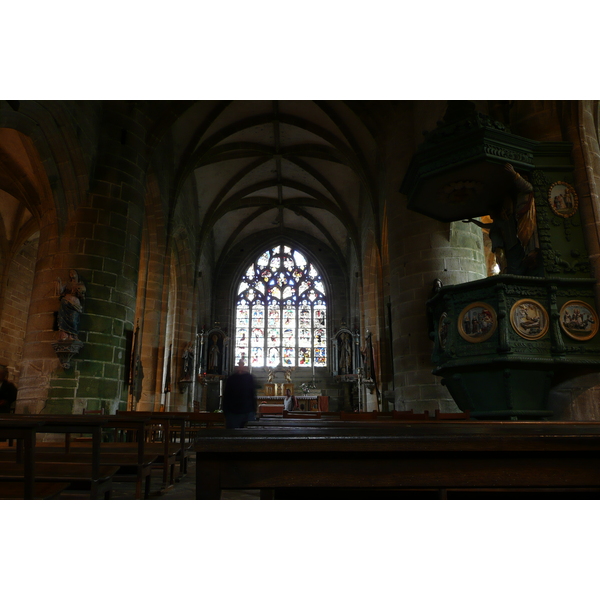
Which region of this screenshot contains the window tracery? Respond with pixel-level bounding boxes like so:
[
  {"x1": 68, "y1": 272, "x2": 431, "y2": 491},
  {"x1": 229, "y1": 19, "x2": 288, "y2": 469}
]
[{"x1": 235, "y1": 245, "x2": 327, "y2": 369}]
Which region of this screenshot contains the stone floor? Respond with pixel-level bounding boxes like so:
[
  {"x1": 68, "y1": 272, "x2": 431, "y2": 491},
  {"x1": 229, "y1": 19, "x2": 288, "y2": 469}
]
[{"x1": 109, "y1": 455, "x2": 260, "y2": 500}]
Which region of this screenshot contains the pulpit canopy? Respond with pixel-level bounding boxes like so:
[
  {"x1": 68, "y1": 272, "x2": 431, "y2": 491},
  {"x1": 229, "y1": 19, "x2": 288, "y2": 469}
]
[{"x1": 400, "y1": 101, "x2": 572, "y2": 223}]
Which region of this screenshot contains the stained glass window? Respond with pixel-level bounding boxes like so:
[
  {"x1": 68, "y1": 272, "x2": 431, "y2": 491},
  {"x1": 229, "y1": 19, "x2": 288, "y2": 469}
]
[{"x1": 235, "y1": 245, "x2": 327, "y2": 368}]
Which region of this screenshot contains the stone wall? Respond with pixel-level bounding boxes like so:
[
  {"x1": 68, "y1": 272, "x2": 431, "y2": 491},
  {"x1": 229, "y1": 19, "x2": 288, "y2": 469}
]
[
  {"x1": 389, "y1": 208, "x2": 487, "y2": 413},
  {"x1": 0, "y1": 238, "x2": 38, "y2": 383}
]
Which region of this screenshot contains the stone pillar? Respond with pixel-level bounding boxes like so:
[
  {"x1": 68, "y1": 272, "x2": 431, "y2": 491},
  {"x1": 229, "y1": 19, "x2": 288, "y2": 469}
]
[
  {"x1": 546, "y1": 101, "x2": 600, "y2": 419},
  {"x1": 18, "y1": 103, "x2": 149, "y2": 414},
  {"x1": 16, "y1": 211, "x2": 62, "y2": 413},
  {"x1": 388, "y1": 205, "x2": 487, "y2": 413}
]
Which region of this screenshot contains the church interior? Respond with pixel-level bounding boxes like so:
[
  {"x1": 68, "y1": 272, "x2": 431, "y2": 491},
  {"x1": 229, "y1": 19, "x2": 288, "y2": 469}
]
[
  {"x1": 2, "y1": 99, "x2": 600, "y2": 420},
  {"x1": 5, "y1": 6, "x2": 598, "y2": 596},
  {"x1": 2, "y1": 99, "x2": 600, "y2": 506}
]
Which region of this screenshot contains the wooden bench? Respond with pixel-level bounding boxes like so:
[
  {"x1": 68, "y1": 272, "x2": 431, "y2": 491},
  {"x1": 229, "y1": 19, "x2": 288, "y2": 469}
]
[
  {"x1": 338, "y1": 411, "x2": 431, "y2": 421},
  {"x1": 82, "y1": 414, "x2": 160, "y2": 498},
  {"x1": 1, "y1": 414, "x2": 166, "y2": 499},
  {"x1": 194, "y1": 421, "x2": 600, "y2": 499},
  {"x1": 0, "y1": 462, "x2": 118, "y2": 499},
  {"x1": 245, "y1": 417, "x2": 450, "y2": 429},
  {"x1": 117, "y1": 411, "x2": 226, "y2": 479},
  {"x1": 166, "y1": 412, "x2": 226, "y2": 474},
  {"x1": 282, "y1": 411, "x2": 321, "y2": 419},
  {"x1": 434, "y1": 409, "x2": 471, "y2": 420},
  {"x1": 18, "y1": 414, "x2": 158, "y2": 499},
  {"x1": 392, "y1": 410, "x2": 431, "y2": 420},
  {"x1": 0, "y1": 482, "x2": 70, "y2": 500},
  {"x1": 117, "y1": 411, "x2": 195, "y2": 483},
  {"x1": 0, "y1": 418, "x2": 43, "y2": 499},
  {"x1": 0, "y1": 415, "x2": 120, "y2": 499},
  {"x1": 258, "y1": 404, "x2": 284, "y2": 415}
]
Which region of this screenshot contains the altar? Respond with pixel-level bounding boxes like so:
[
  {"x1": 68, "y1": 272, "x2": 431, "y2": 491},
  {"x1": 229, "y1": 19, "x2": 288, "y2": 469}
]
[{"x1": 257, "y1": 396, "x2": 328, "y2": 414}]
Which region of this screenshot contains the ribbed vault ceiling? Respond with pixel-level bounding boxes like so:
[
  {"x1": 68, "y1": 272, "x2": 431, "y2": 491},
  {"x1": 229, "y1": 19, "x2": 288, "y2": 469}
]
[{"x1": 171, "y1": 100, "x2": 380, "y2": 267}]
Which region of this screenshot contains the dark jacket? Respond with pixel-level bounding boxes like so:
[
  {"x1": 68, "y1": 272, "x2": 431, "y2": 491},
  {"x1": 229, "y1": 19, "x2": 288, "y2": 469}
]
[
  {"x1": 0, "y1": 380, "x2": 18, "y2": 413},
  {"x1": 223, "y1": 371, "x2": 257, "y2": 414}
]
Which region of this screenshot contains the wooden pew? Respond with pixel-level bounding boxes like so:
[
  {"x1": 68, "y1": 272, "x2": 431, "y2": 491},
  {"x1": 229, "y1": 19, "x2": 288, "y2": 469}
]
[
  {"x1": 116, "y1": 411, "x2": 190, "y2": 487},
  {"x1": 434, "y1": 409, "x2": 470, "y2": 420},
  {"x1": 0, "y1": 482, "x2": 70, "y2": 500},
  {"x1": 194, "y1": 421, "x2": 600, "y2": 499},
  {"x1": 0, "y1": 462, "x2": 118, "y2": 499},
  {"x1": 0, "y1": 415, "x2": 118, "y2": 499},
  {"x1": 165, "y1": 412, "x2": 226, "y2": 475},
  {"x1": 116, "y1": 411, "x2": 226, "y2": 479},
  {"x1": 0, "y1": 418, "x2": 43, "y2": 499},
  {"x1": 77, "y1": 414, "x2": 160, "y2": 498},
  {"x1": 19, "y1": 414, "x2": 158, "y2": 499},
  {"x1": 246, "y1": 418, "x2": 440, "y2": 429},
  {"x1": 258, "y1": 404, "x2": 284, "y2": 416},
  {"x1": 282, "y1": 411, "x2": 321, "y2": 419},
  {"x1": 338, "y1": 411, "x2": 431, "y2": 421},
  {"x1": 340, "y1": 411, "x2": 378, "y2": 421},
  {"x1": 392, "y1": 410, "x2": 431, "y2": 420}
]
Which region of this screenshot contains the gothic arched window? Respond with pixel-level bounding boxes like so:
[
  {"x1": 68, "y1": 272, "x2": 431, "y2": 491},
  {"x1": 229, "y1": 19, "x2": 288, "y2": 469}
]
[{"x1": 234, "y1": 245, "x2": 327, "y2": 369}]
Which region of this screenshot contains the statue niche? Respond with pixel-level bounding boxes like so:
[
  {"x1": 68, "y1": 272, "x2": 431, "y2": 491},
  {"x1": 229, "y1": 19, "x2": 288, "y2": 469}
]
[
  {"x1": 333, "y1": 328, "x2": 356, "y2": 377},
  {"x1": 338, "y1": 332, "x2": 352, "y2": 374},
  {"x1": 206, "y1": 332, "x2": 224, "y2": 375}
]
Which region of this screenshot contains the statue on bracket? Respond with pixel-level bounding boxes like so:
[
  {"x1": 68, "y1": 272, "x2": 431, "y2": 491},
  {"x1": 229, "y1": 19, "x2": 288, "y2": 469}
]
[
  {"x1": 53, "y1": 269, "x2": 86, "y2": 369},
  {"x1": 57, "y1": 270, "x2": 86, "y2": 340},
  {"x1": 181, "y1": 342, "x2": 194, "y2": 382}
]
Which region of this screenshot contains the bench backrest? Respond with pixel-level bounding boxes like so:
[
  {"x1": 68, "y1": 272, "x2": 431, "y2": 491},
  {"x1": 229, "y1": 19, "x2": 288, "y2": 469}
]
[{"x1": 434, "y1": 409, "x2": 470, "y2": 420}]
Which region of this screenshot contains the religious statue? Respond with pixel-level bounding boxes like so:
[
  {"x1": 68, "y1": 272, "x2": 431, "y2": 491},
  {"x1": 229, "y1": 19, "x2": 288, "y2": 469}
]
[
  {"x1": 208, "y1": 334, "x2": 220, "y2": 372},
  {"x1": 361, "y1": 332, "x2": 373, "y2": 380},
  {"x1": 466, "y1": 163, "x2": 540, "y2": 276},
  {"x1": 57, "y1": 270, "x2": 86, "y2": 340},
  {"x1": 131, "y1": 355, "x2": 144, "y2": 402},
  {"x1": 338, "y1": 332, "x2": 352, "y2": 374},
  {"x1": 284, "y1": 368, "x2": 292, "y2": 383},
  {"x1": 181, "y1": 342, "x2": 194, "y2": 382}
]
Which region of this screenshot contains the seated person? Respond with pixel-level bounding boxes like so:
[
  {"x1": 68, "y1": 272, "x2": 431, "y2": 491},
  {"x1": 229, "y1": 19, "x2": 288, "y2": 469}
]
[
  {"x1": 0, "y1": 365, "x2": 17, "y2": 413},
  {"x1": 284, "y1": 388, "x2": 298, "y2": 412}
]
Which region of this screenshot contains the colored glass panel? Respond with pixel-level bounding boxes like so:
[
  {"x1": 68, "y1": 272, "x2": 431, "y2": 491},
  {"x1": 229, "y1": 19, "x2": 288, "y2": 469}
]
[
  {"x1": 235, "y1": 246, "x2": 327, "y2": 367},
  {"x1": 267, "y1": 347, "x2": 280, "y2": 367}
]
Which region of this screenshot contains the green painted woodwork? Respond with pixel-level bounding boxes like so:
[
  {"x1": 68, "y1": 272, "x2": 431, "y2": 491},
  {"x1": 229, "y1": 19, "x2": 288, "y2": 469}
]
[
  {"x1": 403, "y1": 103, "x2": 599, "y2": 418},
  {"x1": 401, "y1": 101, "x2": 590, "y2": 280},
  {"x1": 428, "y1": 275, "x2": 600, "y2": 418},
  {"x1": 442, "y1": 367, "x2": 554, "y2": 420}
]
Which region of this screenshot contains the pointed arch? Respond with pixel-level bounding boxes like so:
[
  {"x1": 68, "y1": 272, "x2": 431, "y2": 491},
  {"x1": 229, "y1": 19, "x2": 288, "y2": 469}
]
[{"x1": 234, "y1": 244, "x2": 327, "y2": 369}]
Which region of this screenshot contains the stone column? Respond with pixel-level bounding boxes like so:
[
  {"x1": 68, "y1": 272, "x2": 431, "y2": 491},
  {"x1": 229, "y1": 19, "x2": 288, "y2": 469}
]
[
  {"x1": 547, "y1": 101, "x2": 600, "y2": 419},
  {"x1": 388, "y1": 204, "x2": 487, "y2": 413},
  {"x1": 18, "y1": 103, "x2": 149, "y2": 414}
]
